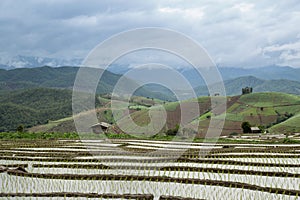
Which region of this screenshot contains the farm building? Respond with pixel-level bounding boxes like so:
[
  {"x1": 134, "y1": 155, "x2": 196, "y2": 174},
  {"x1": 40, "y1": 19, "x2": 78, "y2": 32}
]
[
  {"x1": 91, "y1": 122, "x2": 111, "y2": 134},
  {"x1": 250, "y1": 127, "x2": 261, "y2": 133}
]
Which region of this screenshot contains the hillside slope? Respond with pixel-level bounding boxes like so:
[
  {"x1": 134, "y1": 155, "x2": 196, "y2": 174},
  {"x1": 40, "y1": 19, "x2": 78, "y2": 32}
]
[
  {"x1": 193, "y1": 92, "x2": 300, "y2": 136},
  {"x1": 28, "y1": 92, "x2": 300, "y2": 136},
  {"x1": 0, "y1": 66, "x2": 176, "y2": 101},
  {"x1": 113, "y1": 92, "x2": 300, "y2": 136},
  {"x1": 269, "y1": 114, "x2": 300, "y2": 134},
  {"x1": 0, "y1": 88, "x2": 73, "y2": 131}
]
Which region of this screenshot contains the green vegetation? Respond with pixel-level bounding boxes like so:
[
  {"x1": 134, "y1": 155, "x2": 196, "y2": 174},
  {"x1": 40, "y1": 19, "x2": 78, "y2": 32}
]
[
  {"x1": 29, "y1": 117, "x2": 75, "y2": 133},
  {"x1": 226, "y1": 93, "x2": 300, "y2": 133},
  {"x1": 16, "y1": 124, "x2": 24, "y2": 133},
  {"x1": 26, "y1": 92, "x2": 300, "y2": 135},
  {"x1": 1, "y1": 131, "x2": 300, "y2": 144},
  {"x1": 0, "y1": 66, "x2": 176, "y2": 101},
  {"x1": 0, "y1": 131, "x2": 135, "y2": 140},
  {"x1": 1, "y1": 87, "x2": 300, "y2": 136},
  {"x1": 128, "y1": 105, "x2": 149, "y2": 110},
  {"x1": 239, "y1": 92, "x2": 300, "y2": 107},
  {"x1": 199, "y1": 111, "x2": 212, "y2": 120},
  {"x1": 163, "y1": 102, "x2": 179, "y2": 111},
  {"x1": 269, "y1": 113, "x2": 300, "y2": 134},
  {"x1": 0, "y1": 66, "x2": 123, "y2": 94},
  {"x1": 241, "y1": 121, "x2": 251, "y2": 133},
  {"x1": 0, "y1": 88, "x2": 73, "y2": 131},
  {"x1": 0, "y1": 131, "x2": 79, "y2": 140},
  {"x1": 166, "y1": 124, "x2": 180, "y2": 136},
  {"x1": 135, "y1": 83, "x2": 176, "y2": 101}
]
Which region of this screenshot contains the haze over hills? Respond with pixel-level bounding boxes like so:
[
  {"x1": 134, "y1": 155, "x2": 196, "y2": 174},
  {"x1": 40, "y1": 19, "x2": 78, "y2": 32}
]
[
  {"x1": 1, "y1": 55, "x2": 300, "y2": 83},
  {"x1": 1, "y1": 66, "x2": 300, "y2": 97},
  {"x1": 0, "y1": 66, "x2": 175, "y2": 101},
  {"x1": 106, "y1": 64, "x2": 300, "y2": 86},
  {"x1": 178, "y1": 66, "x2": 300, "y2": 87},
  {"x1": 195, "y1": 76, "x2": 300, "y2": 96}
]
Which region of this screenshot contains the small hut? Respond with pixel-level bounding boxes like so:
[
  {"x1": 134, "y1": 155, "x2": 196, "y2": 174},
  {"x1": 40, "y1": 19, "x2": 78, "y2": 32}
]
[
  {"x1": 250, "y1": 127, "x2": 261, "y2": 133},
  {"x1": 91, "y1": 122, "x2": 111, "y2": 134}
]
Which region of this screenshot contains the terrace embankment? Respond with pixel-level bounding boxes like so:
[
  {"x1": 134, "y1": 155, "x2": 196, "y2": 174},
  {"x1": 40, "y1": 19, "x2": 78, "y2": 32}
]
[
  {"x1": 6, "y1": 170, "x2": 300, "y2": 196},
  {"x1": 0, "y1": 192, "x2": 154, "y2": 199},
  {"x1": 1, "y1": 139, "x2": 300, "y2": 199}
]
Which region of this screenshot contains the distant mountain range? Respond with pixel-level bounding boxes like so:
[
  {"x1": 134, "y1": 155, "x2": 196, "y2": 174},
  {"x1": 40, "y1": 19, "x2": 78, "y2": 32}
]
[
  {"x1": 107, "y1": 65, "x2": 300, "y2": 97},
  {"x1": 1, "y1": 55, "x2": 300, "y2": 84},
  {"x1": 195, "y1": 76, "x2": 300, "y2": 96},
  {"x1": 0, "y1": 66, "x2": 299, "y2": 100},
  {"x1": 0, "y1": 55, "x2": 82, "y2": 69},
  {"x1": 107, "y1": 64, "x2": 300, "y2": 87},
  {"x1": 178, "y1": 66, "x2": 300, "y2": 87}
]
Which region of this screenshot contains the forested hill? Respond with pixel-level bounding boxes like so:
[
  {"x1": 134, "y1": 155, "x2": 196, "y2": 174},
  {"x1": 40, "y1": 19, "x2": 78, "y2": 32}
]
[
  {"x1": 0, "y1": 66, "x2": 124, "y2": 92},
  {"x1": 0, "y1": 66, "x2": 176, "y2": 101},
  {"x1": 0, "y1": 88, "x2": 73, "y2": 131}
]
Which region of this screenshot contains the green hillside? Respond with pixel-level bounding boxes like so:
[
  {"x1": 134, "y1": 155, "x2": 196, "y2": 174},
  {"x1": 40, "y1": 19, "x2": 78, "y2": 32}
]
[
  {"x1": 113, "y1": 92, "x2": 300, "y2": 136},
  {"x1": 29, "y1": 117, "x2": 76, "y2": 133},
  {"x1": 0, "y1": 88, "x2": 73, "y2": 131},
  {"x1": 195, "y1": 92, "x2": 300, "y2": 135},
  {"x1": 238, "y1": 92, "x2": 300, "y2": 107},
  {"x1": 25, "y1": 92, "x2": 300, "y2": 136},
  {"x1": 269, "y1": 114, "x2": 300, "y2": 134},
  {"x1": 0, "y1": 66, "x2": 176, "y2": 101},
  {"x1": 0, "y1": 66, "x2": 127, "y2": 94}
]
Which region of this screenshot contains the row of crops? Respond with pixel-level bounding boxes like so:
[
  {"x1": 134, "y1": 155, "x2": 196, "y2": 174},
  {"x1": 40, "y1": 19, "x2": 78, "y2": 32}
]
[{"x1": 1, "y1": 139, "x2": 300, "y2": 199}]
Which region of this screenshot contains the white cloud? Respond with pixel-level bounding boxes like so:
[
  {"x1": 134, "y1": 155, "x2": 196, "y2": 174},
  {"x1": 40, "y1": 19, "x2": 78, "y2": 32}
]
[
  {"x1": 263, "y1": 41, "x2": 300, "y2": 52},
  {"x1": 233, "y1": 3, "x2": 254, "y2": 13},
  {"x1": 262, "y1": 41, "x2": 300, "y2": 67},
  {"x1": 63, "y1": 15, "x2": 99, "y2": 27},
  {"x1": 158, "y1": 7, "x2": 205, "y2": 20}
]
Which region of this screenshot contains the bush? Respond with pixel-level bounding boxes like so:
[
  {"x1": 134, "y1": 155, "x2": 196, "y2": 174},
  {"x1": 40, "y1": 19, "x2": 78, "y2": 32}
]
[
  {"x1": 166, "y1": 124, "x2": 180, "y2": 136},
  {"x1": 241, "y1": 121, "x2": 251, "y2": 133},
  {"x1": 16, "y1": 125, "x2": 24, "y2": 133}
]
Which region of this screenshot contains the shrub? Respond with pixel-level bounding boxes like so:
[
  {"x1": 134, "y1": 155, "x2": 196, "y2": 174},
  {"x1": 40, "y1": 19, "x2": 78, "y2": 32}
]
[
  {"x1": 241, "y1": 121, "x2": 251, "y2": 133},
  {"x1": 166, "y1": 124, "x2": 180, "y2": 136},
  {"x1": 16, "y1": 124, "x2": 24, "y2": 133}
]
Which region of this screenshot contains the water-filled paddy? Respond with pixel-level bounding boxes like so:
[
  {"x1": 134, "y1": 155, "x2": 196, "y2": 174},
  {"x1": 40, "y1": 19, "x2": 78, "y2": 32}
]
[{"x1": 1, "y1": 139, "x2": 299, "y2": 199}]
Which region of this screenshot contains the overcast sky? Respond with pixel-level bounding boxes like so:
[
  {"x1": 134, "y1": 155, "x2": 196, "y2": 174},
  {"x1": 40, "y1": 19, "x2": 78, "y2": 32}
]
[{"x1": 0, "y1": 0, "x2": 300, "y2": 68}]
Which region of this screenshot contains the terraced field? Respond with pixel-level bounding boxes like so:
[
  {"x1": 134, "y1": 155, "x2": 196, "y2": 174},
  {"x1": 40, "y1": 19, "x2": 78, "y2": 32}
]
[{"x1": 1, "y1": 139, "x2": 300, "y2": 199}]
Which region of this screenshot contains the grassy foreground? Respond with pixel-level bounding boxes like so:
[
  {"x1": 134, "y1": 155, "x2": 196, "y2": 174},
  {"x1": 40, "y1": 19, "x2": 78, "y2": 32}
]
[{"x1": 1, "y1": 131, "x2": 300, "y2": 144}]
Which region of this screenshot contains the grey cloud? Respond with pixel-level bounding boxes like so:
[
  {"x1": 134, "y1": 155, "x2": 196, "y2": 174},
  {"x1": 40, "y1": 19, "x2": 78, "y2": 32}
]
[{"x1": 0, "y1": 0, "x2": 300, "y2": 67}]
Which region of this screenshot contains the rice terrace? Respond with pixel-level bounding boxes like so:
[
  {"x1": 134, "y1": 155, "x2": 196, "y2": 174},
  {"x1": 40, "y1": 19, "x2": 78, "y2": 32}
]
[
  {"x1": 1, "y1": 91, "x2": 300, "y2": 199},
  {"x1": 1, "y1": 1, "x2": 300, "y2": 199},
  {"x1": 1, "y1": 137, "x2": 300, "y2": 199}
]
